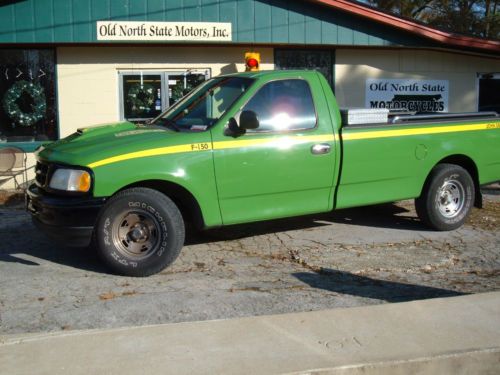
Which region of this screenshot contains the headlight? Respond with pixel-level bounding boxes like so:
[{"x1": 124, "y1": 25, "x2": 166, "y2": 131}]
[{"x1": 49, "y1": 169, "x2": 91, "y2": 192}]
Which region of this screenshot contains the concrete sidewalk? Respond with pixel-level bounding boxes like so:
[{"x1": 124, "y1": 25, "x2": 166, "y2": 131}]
[{"x1": 1, "y1": 292, "x2": 499, "y2": 375}]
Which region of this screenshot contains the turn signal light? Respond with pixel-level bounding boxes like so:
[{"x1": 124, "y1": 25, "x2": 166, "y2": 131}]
[
  {"x1": 78, "y1": 171, "x2": 91, "y2": 192},
  {"x1": 245, "y1": 52, "x2": 260, "y2": 72}
]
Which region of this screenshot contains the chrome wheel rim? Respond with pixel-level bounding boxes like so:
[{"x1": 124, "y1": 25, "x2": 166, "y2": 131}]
[
  {"x1": 112, "y1": 211, "x2": 160, "y2": 259},
  {"x1": 436, "y1": 179, "x2": 465, "y2": 218}
]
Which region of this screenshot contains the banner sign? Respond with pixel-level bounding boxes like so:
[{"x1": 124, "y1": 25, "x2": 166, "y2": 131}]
[
  {"x1": 97, "y1": 21, "x2": 232, "y2": 42},
  {"x1": 366, "y1": 79, "x2": 449, "y2": 112}
]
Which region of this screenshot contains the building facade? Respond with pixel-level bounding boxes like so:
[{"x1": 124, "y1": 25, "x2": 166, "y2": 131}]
[{"x1": 0, "y1": 0, "x2": 499, "y2": 161}]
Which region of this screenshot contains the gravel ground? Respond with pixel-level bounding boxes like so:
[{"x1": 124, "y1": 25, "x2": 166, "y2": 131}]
[{"x1": 0, "y1": 189, "x2": 499, "y2": 335}]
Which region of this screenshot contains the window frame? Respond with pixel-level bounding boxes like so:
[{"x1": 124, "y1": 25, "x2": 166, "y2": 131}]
[
  {"x1": 118, "y1": 70, "x2": 210, "y2": 122},
  {"x1": 234, "y1": 78, "x2": 319, "y2": 135}
]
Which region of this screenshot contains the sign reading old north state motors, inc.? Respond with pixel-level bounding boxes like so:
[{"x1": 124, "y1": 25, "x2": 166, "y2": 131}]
[
  {"x1": 366, "y1": 79, "x2": 449, "y2": 112},
  {"x1": 97, "y1": 21, "x2": 232, "y2": 41}
]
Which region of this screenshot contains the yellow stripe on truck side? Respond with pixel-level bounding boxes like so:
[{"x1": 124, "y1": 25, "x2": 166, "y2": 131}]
[
  {"x1": 87, "y1": 122, "x2": 499, "y2": 169},
  {"x1": 87, "y1": 134, "x2": 335, "y2": 168},
  {"x1": 88, "y1": 144, "x2": 196, "y2": 168},
  {"x1": 341, "y1": 122, "x2": 497, "y2": 141},
  {"x1": 212, "y1": 133, "x2": 335, "y2": 150}
]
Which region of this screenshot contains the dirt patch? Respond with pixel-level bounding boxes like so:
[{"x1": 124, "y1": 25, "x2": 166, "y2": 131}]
[
  {"x1": 0, "y1": 191, "x2": 24, "y2": 207},
  {"x1": 467, "y1": 201, "x2": 500, "y2": 231}
]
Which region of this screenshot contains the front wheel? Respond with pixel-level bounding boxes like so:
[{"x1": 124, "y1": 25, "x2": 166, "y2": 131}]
[
  {"x1": 415, "y1": 164, "x2": 475, "y2": 231},
  {"x1": 95, "y1": 187, "x2": 185, "y2": 276}
]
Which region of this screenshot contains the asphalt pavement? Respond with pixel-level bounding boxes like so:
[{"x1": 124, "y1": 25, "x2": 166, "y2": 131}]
[{"x1": 1, "y1": 193, "x2": 498, "y2": 335}]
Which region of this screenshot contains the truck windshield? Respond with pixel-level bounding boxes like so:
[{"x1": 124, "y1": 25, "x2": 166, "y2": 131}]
[{"x1": 150, "y1": 77, "x2": 254, "y2": 132}]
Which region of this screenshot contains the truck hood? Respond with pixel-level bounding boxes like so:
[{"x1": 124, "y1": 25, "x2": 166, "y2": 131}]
[{"x1": 37, "y1": 121, "x2": 193, "y2": 168}]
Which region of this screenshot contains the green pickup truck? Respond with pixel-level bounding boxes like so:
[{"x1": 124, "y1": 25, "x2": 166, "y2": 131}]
[{"x1": 27, "y1": 70, "x2": 500, "y2": 276}]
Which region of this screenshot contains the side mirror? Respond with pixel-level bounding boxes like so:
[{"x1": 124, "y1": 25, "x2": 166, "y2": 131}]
[
  {"x1": 239, "y1": 110, "x2": 259, "y2": 130},
  {"x1": 226, "y1": 117, "x2": 246, "y2": 137}
]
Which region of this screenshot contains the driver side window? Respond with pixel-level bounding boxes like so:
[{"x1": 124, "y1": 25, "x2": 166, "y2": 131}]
[{"x1": 241, "y1": 79, "x2": 317, "y2": 132}]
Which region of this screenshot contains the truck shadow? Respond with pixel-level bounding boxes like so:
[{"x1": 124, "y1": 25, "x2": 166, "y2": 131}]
[
  {"x1": 293, "y1": 269, "x2": 465, "y2": 302},
  {"x1": 481, "y1": 184, "x2": 500, "y2": 196},
  {"x1": 0, "y1": 240, "x2": 108, "y2": 274},
  {"x1": 0, "y1": 202, "x2": 426, "y2": 275},
  {"x1": 187, "y1": 202, "x2": 426, "y2": 245},
  {"x1": 0, "y1": 208, "x2": 108, "y2": 273}
]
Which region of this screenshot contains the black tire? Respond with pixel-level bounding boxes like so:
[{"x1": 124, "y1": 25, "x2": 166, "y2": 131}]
[
  {"x1": 415, "y1": 163, "x2": 475, "y2": 231},
  {"x1": 94, "y1": 187, "x2": 185, "y2": 277}
]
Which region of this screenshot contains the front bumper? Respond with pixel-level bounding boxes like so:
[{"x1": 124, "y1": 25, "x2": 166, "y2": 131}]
[{"x1": 26, "y1": 184, "x2": 106, "y2": 247}]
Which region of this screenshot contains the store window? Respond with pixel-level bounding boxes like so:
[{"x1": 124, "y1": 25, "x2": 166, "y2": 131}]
[
  {"x1": 241, "y1": 79, "x2": 317, "y2": 133},
  {"x1": 119, "y1": 71, "x2": 208, "y2": 121},
  {"x1": 0, "y1": 49, "x2": 57, "y2": 146},
  {"x1": 478, "y1": 73, "x2": 500, "y2": 113},
  {"x1": 275, "y1": 49, "x2": 334, "y2": 89}
]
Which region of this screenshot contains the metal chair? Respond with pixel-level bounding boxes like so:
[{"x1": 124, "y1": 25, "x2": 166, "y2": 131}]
[{"x1": 0, "y1": 147, "x2": 27, "y2": 191}]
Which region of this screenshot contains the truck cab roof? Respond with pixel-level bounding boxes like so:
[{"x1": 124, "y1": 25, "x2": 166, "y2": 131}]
[{"x1": 221, "y1": 70, "x2": 320, "y2": 79}]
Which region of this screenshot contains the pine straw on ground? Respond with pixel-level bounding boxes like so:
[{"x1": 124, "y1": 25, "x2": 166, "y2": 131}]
[{"x1": 0, "y1": 191, "x2": 25, "y2": 206}]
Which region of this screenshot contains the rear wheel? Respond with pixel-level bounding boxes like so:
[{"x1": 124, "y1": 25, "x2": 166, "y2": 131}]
[
  {"x1": 415, "y1": 164, "x2": 475, "y2": 231},
  {"x1": 95, "y1": 187, "x2": 185, "y2": 276}
]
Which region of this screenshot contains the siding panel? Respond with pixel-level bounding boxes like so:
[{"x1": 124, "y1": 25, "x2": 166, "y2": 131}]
[
  {"x1": 0, "y1": 0, "x2": 435, "y2": 47},
  {"x1": 338, "y1": 26, "x2": 353, "y2": 45},
  {"x1": 73, "y1": 0, "x2": 92, "y2": 42},
  {"x1": 148, "y1": 0, "x2": 167, "y2": 21},
  {"x1": 34, "y1": 0, "x2": 54, "y2": 42},
  {"x1": 184, "y1": 0, "x2": 201, "y2": 21},
  {"x1": 201, "y1": 0, "x2": 219, "y2": 22},
  {"x1": 353, "y1": 30, "x2": 369, "y2": 45},
  {"x1": 219, "y1": 1, "x2": 237, "y2": 40},
  {"x1": 129, "y1": 0, "x2": 148, "y2": 21},
  {"x1": 271, "y1": 0, "x2": 288, "y2": 43},
  {"x1": 0, "y1": 6, "x2": 15, "y2": 42},
  {"x1": 254, "y1": 1, "x2": 271, "y2": 42},
  {"x1": 304, "y1": 12, "x2": 322, "y2": 45},
  {"x1": 237, "y1": 0, "x2": 255, "y2": 42},
  {"x1": 53, "y1": 0, "x2": 73, "y2": 42},
  {"x1": 110, "y1": 0, "x2": 129, "y2": 20},
  {"x1": 14, "y1": 0, "x2": 35, "y2": 42},
  {"x1": 321, "y1": 20, "x2": 337, "y2": 44},
  {"x1": 91, "y1": 0, "x2": 110, "y2": 41},
  {"x1": 91, "y1": 0, "x2": 110, "y2": 20},
  {"x1": 288, "y1": 9, "x2": 305, "y2": 44}
]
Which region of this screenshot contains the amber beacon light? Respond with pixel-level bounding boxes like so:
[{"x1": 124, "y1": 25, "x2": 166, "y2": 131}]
[{"x1": 245, "y1": 52, "x2": 260, "y2": 71}]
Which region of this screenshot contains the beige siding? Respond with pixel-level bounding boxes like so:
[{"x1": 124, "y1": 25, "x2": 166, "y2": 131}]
[
  {"x1": 335, "y1": 49, "x2": 500, "y2": 112},
  {"x1": 56, "y1": 46, "x2": 274, "y2": 137}
]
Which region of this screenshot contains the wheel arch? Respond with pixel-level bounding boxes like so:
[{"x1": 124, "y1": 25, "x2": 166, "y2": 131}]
[
  {"x1": 118, "y1": 179, "x2": 206, "y2": 229},
  {"x1": 427, "y1": 155, "x2": 482, "y2": 208}
]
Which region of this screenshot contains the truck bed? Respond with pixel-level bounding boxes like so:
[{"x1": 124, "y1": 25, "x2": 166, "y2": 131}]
[{"x1": 336, "y1": 113, "x2": 500, "y2": 209}]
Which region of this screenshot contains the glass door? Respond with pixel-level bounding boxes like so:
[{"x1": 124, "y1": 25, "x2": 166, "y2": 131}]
[{"x1": 122, "y1": 73, "x2": 163, "y2": 121}]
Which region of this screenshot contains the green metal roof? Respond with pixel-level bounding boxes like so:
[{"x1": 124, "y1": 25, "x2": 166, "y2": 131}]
[{"x1": 0, "y1": 0, "x2": 433, "y2": 47}]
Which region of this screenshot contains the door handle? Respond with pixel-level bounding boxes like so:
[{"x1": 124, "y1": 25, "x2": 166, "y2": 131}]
[{"x1": 311, "y1": 143, "x2": 331, "y2": 155}]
